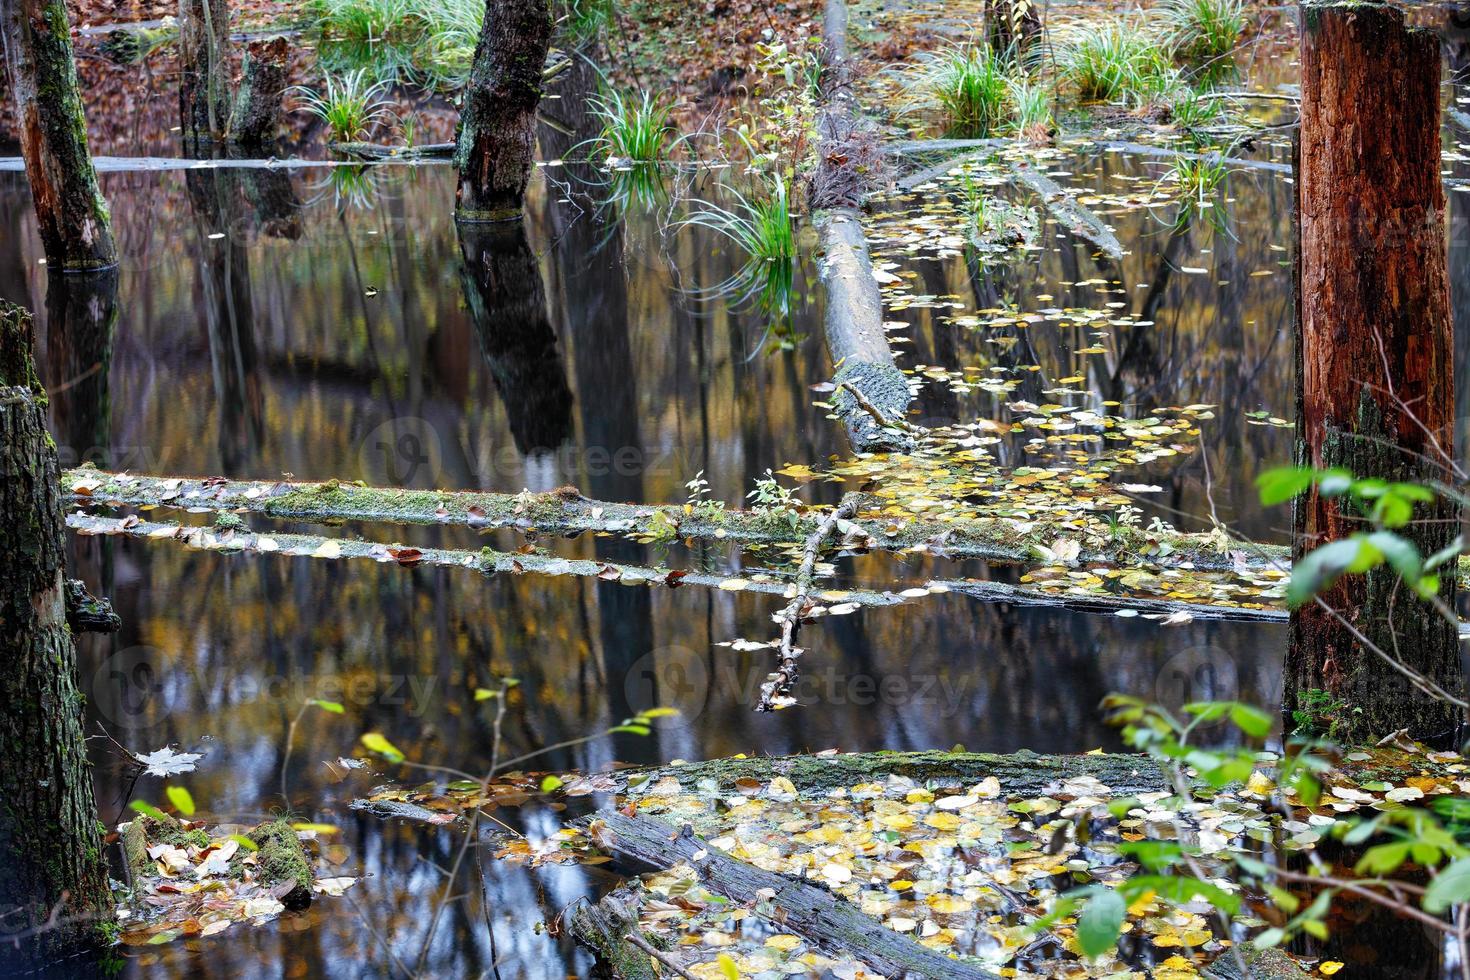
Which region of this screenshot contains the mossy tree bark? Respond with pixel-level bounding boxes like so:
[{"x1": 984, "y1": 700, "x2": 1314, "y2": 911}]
[
  {"x1": 453, "y1": 0, "x2": 551, "y2": 221},
  {"x1": 178, "y1": 0, "x2": 232, "y2": 144},
  {"x1": 226, "y1": 36, "x2": 288, "y2": 149},
  {"x1": 0, "y1": 301, "x2": 113, "y2": 961},
  {"x1": 0, "y1": 0, "x2": 116, "y2": 271},
  {"x1": 1287, "y1": 1, "x2": 1464, "y2": 744}
]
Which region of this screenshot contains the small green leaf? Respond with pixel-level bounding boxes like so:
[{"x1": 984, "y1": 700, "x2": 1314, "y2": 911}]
[
  {"x1": 540, "y1": 775, "x2": 564, "y2": 793},
  {"x1": 1076, "y1": 889, "x2": 1126, "y2": 958},
  {"x1": 1229, "y1": 703, "x2": 1273, "y2": 739},
  {"x1": 166, "y1": 785, "x2": 196, "y2": 817},
  {"x1": 717, "y1": 953, "x2": 740, "y2": 980},
  {"x1": 130, "y1": 800, "x2": 169, "y2": 822},
  {"x1": 361, "y1": 732, "x2": 405, "y2": 763},
  {"x1": 309, "y1": 699, "x2": 345, "y2": 714},
  {"x1": 1256, "y1": 467, "x2": 1315, "y2": 506},
  {"x1": 1425, "y1": 857, "x2": 1470, "y2": 913},
  {"x1": 474, "y1": 688, "x2": 497, "y2": 701},
  {"x1": 228, "y1": 833, "x2": 259, "y2": 852}
]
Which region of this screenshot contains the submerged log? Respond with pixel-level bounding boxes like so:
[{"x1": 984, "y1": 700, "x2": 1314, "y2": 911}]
[
  {"x1": 580, "y1": 809, "x2": 1002, "y2": 980},
  {"x1": 0, "y1": 302, "x2": 114, "y2": 962},
  {"x1": 61, "y1": 467, "x2": 1302, "y2": 572},
  {"x1": 454, "y1": 0, "x2": 552, "y2": 221},
  {"x1": 0, "y1": 0, "x2": 117, "y2": 271},
  {"x1": 1288, "y1": 1, "x2": 1465, "y2": 744},
  {"x1": 225, "y1": 35, "x2": 288, "y2": 148},
  {"x1": 178, "y1": 0, "x2": 232, "y2": 144}
]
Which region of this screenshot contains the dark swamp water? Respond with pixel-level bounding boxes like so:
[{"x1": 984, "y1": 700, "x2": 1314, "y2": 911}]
[{"x1": 10, "y1": 40, "x2": 1470, "y2": 980}]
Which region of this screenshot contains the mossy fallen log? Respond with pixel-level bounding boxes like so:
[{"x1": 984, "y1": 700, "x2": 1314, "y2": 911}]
[
  {"x1": 615, "y1": 749, "x2": 1169, "y2": 797},
  {"x1": 66, "y1": 511, "x2": 1323, "y2": 632},
  {"x1": 579, "y1": 809, "x2": 1002, "y2": 979},
  {"x1": 63, "y1": 467, "x2": 1291, "y2": 572},
  {"x1": 568, "y1": 886, "x2": 661, "y2": 980}
]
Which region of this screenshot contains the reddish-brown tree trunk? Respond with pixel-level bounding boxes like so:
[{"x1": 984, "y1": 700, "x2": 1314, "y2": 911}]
[
  {"x1": 1287, "y1": 1, "x2": 1463, "y2": 744},
  {"x1": 0, "y1": 0, "x2": 116, "y2": 271},
  {"x1": 453, "y1": 0, "x2": 551, "y2": 221}
]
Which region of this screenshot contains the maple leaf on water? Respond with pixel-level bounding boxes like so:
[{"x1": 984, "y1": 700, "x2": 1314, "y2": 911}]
[{"x1": 133, "y1": 747, "x2": 203, "y2": 778}]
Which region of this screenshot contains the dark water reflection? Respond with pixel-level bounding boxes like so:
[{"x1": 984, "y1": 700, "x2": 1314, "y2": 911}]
[{"x1": 7, "y1": 66, "x2": 1470, "y2": 980}]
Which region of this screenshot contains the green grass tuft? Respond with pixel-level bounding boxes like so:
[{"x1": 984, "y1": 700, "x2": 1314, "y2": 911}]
[
  {"x1": 1158, "y1": 0, "x2": 1246, "y2": 64},
  {"x1": 903, "y1": 43, "x2": 1010, "y2": 135},
  {"x1": 589, "y1": 89, "x2": 676, "y2": 163},
  {"x1": 1058, "y1": 21, "x2": 1171, "y2": 104},
  {"x1": 292, "y1": 68, "x2": 396, "y2": 143}
]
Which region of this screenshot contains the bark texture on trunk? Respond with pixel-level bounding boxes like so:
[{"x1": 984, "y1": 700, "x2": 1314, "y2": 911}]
[
  {"x1": 178, "y1": 0, "x2": 231, "y2": 144},
  {"x1": 0, "y1": 301, "x2": 113, "y2": 962},
  {"x1": 453, "y1": 0, "x2": 551, "y2": 221},
  {"x1": 0, "y1": 0, "x2": 116, "y2": 271},
  {"x1": 1287, "y1": 1, "x2": 1464, "y2": 745},
  {"x1": 226, "y1": 36, "x2": 288, "y2": 148}
]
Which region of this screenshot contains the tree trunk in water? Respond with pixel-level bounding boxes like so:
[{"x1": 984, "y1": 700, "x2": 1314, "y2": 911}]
[
  {"x1": 178, "y1": 0, "x2": 232, "y2": 144},
  {"x1": 0, "y1": 301, "x2": 114, "y2": 963},
  {"x1": 454, "y1": 0, "x2": 551, "y2": 221},
  {"x1": 0, "y1": 0, "x2": 116, "y2": 271},
  {"x1": 226, "y1": 36, "x2": 288, "y2": 149},
  {"x1": 456, "y1": 222, "x2": 573, "y2": 454},
  {"x1": 1287, "y1": 1, "x2": 1463, "y2": 745}
]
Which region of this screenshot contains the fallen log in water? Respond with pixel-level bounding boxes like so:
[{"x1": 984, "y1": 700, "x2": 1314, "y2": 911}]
[
  {"x1": 63, "y1": 511, "x2": 1319, "y2": 629},
  {"x1": 578, "y1": 809, "x2": 1003, "y2": 980},
  {"x1": 814, "y1": 0, "x2": 916, "y2": 453},
  {"x1": 60, "y1": 466, "x2": 1314, "y2": 578}
]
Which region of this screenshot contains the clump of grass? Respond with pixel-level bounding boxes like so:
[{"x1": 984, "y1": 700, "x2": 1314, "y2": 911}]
[
  {"x1": 309, "y1": 0, "x2": 481, "y2": 87},
  {"x1": 1168, "y1": 86, "x2": 1223, "y2": 129},
  {"x1": 1158, "y1": 0, "x2": 1246, "y2": 64},
  {"x1": 293, "y1": 69, "x2": 396, "y2": 143},
  {"x1": 562, "y1": 0, "x2": 615, "y2": 44},
  {"x1": 903, "y1": 43, "x2": 1010, "y2": 135},
  {"x1": 589, "y1": 89, "x2": 675, "y2": 163},
  {"x1": 681, "y1": 177, "x2": 796, "y2": 315},
  {"x1": 1009, "y1": 79, "x2": 1054, "y2": 142},
  {"x1": 1058, "y1": 21, "x2": 1171, "y2": 104}
]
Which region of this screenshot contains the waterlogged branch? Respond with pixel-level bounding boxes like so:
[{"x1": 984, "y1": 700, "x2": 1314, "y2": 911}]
[
  {"x1": 759, "y1": 493, "x2": 862, "y2": 711},
  {"x1": 579, "y1": 809, "x2": 1003, "y2": 980}
]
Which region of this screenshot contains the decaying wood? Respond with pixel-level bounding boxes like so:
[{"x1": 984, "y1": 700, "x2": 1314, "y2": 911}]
[
  {"x1": 0, "y1": 0, "x2": 117, "y2": 270},
  {"x1": 454, "y1": 0, "x2": 552, "y2": 220},
  {"x1": 895, "y1": 149, "x2": 1124, "y2": 260},
  {"x1": 759, "y1": 493, "x2": 862, "y2": 710},
  {"x1": 814, "y1": 0, "x2": 915, "y2": 454},
  {"x1": 178, "y1": 0, "x2": 232, "y2": 143},
  {"x1": 60, "y1": 467, "x2": 1301, "y2": 572},
  {"x1": 0, "y1": 155, "x2": 435, "y2": 172},
  {"x1": 332, "y1": 141, "x2": 456, "y2": 160},
  {"x1": 568, "y1": 887, "x2": 660, "y2": 980},
  {"x1": 1288, "y1": 1, "x2": 1464, "y2": 744},
  {"x1": 226, "y1": 35, "x2": 289, "y2": 148},
  {"x1": 0, "y1": 302, "x2": 114, "y2": 959},
  {"x1": 64, "y1": 578, "x2": 120, "y2": 633},
  {"x1": 579, "y1": 809, "x2": 1003, "y2": 980}
]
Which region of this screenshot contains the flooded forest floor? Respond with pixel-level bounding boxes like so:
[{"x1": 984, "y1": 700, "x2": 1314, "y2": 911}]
[{"x1": 7, "y1": 0, "x2": 1470, "y2": 976}]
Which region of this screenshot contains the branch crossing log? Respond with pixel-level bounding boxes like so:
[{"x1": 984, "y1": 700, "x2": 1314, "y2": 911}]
[
  {"x1": 1288, "y1": 1, "x2": 1465, "y2": 744},
  {"x1": 0, "y1": 0, "x2": 117, "y2": 270},
  {"x1": 759, "y1": 492, "x2": 862, "y2": 710},
  {"x1": 580, "y1": 809, "x2": 1002, "y2": 980},
  {"x1": 0, "y1": 302, "x2": 114, "y2": 959}
]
